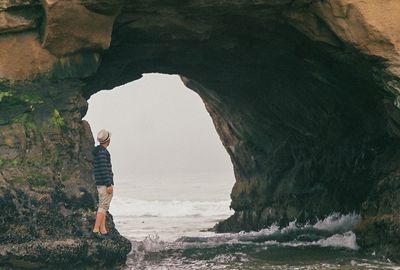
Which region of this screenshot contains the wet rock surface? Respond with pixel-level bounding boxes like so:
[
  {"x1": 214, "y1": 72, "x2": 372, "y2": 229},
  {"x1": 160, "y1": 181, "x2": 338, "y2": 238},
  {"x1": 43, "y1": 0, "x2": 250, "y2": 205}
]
[
  {"x1": 1, "y1": 0, "x2": 400, "y2": 266},
  {"x1": 0, "y1": 221, "x2": 131, "y2": 269},
  {"x1": 354, "y1": 214, "x2": 400, "y2": 261}
]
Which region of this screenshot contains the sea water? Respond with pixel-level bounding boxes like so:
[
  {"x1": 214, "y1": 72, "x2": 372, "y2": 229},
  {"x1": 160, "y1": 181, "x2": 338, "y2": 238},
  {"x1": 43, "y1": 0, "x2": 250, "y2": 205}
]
[{"x1": 110, "y1": 174, "x2": 400, "y2": 270}]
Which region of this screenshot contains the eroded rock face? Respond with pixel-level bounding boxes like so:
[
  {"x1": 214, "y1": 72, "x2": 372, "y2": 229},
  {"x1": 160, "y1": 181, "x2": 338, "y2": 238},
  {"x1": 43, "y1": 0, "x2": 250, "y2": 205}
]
[
  {"x1": 42, "y1": 0, "x2": 119, "y2": 56},
  {"x1": 0, "y1": 80, "x2": 131, "y2": 267},
  {"x1": 1, "y1": 0, "x2": 400, "y2": 266}
]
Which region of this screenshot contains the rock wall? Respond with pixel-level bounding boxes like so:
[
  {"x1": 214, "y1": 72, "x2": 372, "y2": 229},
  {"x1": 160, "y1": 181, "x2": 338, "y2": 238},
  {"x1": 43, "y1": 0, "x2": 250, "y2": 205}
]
[
  {"x1": 0, "y1": 1, "x2": 131, "y2": 267},
  {"x1": 1, "y1": 0, "x2": 400, "y2": 266},
  {"x1": 0, "y1": 80, "x2": 131, "y2": 267}
]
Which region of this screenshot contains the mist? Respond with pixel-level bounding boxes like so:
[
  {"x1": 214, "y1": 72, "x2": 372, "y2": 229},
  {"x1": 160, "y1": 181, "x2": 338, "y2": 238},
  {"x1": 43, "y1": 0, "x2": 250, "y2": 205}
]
[{"x1": 84, "y1": 73, "x2": 235, "y2": 184}]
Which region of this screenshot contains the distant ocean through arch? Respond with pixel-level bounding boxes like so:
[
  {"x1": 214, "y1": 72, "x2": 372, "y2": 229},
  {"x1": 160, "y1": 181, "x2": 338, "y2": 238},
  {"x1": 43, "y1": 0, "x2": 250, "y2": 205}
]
[{"x1": 111, "y1": 173, "x2": 400, "y2": 270}]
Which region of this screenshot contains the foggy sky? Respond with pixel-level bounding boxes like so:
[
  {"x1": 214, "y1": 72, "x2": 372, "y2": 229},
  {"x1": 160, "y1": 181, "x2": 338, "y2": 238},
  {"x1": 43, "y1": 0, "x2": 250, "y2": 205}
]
[{"x1": 84, "y1": 73, "x2": 234, "y2": 181}]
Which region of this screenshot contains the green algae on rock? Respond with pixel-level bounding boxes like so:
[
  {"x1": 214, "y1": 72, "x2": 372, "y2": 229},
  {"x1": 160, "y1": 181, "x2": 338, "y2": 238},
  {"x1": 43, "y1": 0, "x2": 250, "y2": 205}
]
[{"x1": 0, "y1": 80, "x2": 131, "y2": 267}]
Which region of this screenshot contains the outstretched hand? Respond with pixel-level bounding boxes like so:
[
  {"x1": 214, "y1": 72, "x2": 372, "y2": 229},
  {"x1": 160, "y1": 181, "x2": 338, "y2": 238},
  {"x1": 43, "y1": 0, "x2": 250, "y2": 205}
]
[{"x1": 106, "y1": 186, "x2": 113, "y2": 194}]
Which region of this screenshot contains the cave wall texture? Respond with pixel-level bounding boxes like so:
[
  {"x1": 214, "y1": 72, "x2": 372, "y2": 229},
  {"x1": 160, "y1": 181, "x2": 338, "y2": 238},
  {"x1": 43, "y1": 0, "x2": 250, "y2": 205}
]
[{"x1": 1, "y1": 0, "x2": 400, "y2": 267}]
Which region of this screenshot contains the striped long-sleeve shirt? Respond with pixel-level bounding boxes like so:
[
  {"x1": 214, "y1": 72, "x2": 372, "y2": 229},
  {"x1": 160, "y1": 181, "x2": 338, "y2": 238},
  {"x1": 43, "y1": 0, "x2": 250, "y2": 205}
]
[{"x1": 93, "y1": 145, "x2": 114, "y2": 187}]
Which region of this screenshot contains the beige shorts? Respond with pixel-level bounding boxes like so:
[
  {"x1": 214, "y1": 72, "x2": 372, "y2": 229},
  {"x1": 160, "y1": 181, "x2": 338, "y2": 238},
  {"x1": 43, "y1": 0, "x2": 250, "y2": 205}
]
[{"x1": 97, "y1": 185, "x2": 113, "y2": 214}]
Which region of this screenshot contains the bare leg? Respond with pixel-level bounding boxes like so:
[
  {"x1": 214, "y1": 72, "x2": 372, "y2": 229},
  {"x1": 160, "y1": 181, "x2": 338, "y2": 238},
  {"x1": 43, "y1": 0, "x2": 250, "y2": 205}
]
[
  {"x1": 93, "y1": 212, "x2": 105, "y2": 233},
  {"x1": 100, "y1": 213, "x2": 107, "y2": 234}
]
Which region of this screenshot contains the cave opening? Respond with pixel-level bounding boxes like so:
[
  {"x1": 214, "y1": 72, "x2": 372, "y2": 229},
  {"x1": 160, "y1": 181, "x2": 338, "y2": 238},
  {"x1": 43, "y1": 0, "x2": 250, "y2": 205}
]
[
  {"x1": 2, "y1": 1, "x2": 400, "y2": 266},
  {"x1": 82, "y1": 16, "x2": 400, "y2": 233},
  {"x1": 83, "y1": 73, "x2": 235, "y2": 239}
]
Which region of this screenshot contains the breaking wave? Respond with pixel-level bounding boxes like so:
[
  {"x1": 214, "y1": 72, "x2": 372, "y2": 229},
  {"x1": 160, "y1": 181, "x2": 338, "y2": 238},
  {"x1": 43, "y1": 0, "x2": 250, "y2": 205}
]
[
  {"x1": 121, "y1": 211, "x2": 400, "y2": 269},
  {"x1": 128, "y1": 213, "x2": 362, "y2": 259},
  {"x1": 111, "y1": 199, "x2": 232, "y2": 218},
  {"x1": 172, "y1": 213, "x2": 361, "y2": 251}
]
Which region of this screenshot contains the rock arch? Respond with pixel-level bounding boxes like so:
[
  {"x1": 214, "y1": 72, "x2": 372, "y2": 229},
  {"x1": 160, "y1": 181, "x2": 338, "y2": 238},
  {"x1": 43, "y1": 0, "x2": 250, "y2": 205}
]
[{"x1": 1, "y1": 0, "x2": 400, "y2": 266}]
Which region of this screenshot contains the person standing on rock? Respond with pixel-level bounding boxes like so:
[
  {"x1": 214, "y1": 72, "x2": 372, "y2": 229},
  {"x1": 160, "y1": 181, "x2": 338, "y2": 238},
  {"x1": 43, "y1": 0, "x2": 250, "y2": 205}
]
[{"x1": 92, "y1": 129, "x2": 114, "y2": 237}]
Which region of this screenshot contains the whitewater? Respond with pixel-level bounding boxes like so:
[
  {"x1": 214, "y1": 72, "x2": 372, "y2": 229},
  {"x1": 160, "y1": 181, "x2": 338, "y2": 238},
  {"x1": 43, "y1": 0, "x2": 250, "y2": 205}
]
[
  {"x1": 110, "y1": 181, "x2": 400, "y2": 270},
  {"x1": 84, "y1": 74, "x2": 400, "y2": 269}
]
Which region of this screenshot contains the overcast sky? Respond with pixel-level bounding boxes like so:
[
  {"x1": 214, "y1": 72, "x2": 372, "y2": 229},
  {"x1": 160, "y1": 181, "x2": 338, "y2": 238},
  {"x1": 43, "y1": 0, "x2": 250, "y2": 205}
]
[{"x1": 84, "y1": 73, "x2": 234, "y2": 182}]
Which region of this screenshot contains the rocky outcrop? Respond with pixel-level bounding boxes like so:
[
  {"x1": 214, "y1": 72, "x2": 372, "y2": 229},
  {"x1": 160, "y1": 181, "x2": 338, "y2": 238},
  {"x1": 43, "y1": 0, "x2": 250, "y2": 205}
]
[
  {"x1": 1, "y1": 0, "x2": 400, "y2": 267},
  {"x1": 0, "y1": 234, "x2": 130, "y2": 269},
  {"x1": 0, "y1": 80, "x2": 131, "y2": 268},
  {"x1": 0, "y1": 2, "x2": 131, "y2": 268}
]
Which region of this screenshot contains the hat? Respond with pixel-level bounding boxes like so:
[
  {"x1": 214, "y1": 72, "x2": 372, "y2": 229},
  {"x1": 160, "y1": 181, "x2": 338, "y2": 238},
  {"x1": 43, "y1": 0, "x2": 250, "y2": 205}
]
[{"x1": 97, "y1": 129, "x2": 111, "y2": 144}]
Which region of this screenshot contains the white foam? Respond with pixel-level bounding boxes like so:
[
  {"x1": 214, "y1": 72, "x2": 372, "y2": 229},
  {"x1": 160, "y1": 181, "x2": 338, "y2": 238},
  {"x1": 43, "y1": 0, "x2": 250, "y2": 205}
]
[
  {"x1": 316, "y1": 231, "x2": 359, "y2": 250},
  {"x1": 134, "y1": 233, "x2": 174, "y2": 253},
  {"x1": 117, "y1": 203, "x2": 363, "y2": 251},
  {"x1": 133, "y1": 229, "x2": 360, "y2": 254},
  {"x1": 281, "y1": 220, "x2": 299, "y2": 233},
  {"x1": 237, "y1": 231, "x2": 359, "y2": 250},
  {"x1": 313, "y1": 212, "x2": 361, "y2": 233},
  {"x1": 111, "y1": 199, "x2": 233, "y2": 218},
  {"x1": 238, "y1": 224, "x2": 281, "y2": 238},
  {"x1": 173, "y1": 213, "x2": 363, "y2": 250}
]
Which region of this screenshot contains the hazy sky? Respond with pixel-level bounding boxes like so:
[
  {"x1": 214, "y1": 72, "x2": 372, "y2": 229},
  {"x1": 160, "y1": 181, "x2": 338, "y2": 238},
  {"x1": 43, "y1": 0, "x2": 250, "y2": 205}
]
[{"x1": 84, "y1": 73, "x2": 234, "y2": 183}]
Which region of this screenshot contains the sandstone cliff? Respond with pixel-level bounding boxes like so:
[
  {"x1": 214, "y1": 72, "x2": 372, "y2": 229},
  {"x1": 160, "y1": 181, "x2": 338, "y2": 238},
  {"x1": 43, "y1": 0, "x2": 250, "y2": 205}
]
[{"x1": 0, "y1": 0, "x2": 400, "y2": 267}]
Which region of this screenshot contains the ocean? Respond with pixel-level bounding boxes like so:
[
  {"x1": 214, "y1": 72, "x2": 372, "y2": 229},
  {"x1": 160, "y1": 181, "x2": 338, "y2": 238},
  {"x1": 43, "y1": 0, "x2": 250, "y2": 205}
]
[{"x1": 109, "y1": 173, "x2": 400, "y2": 270}]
